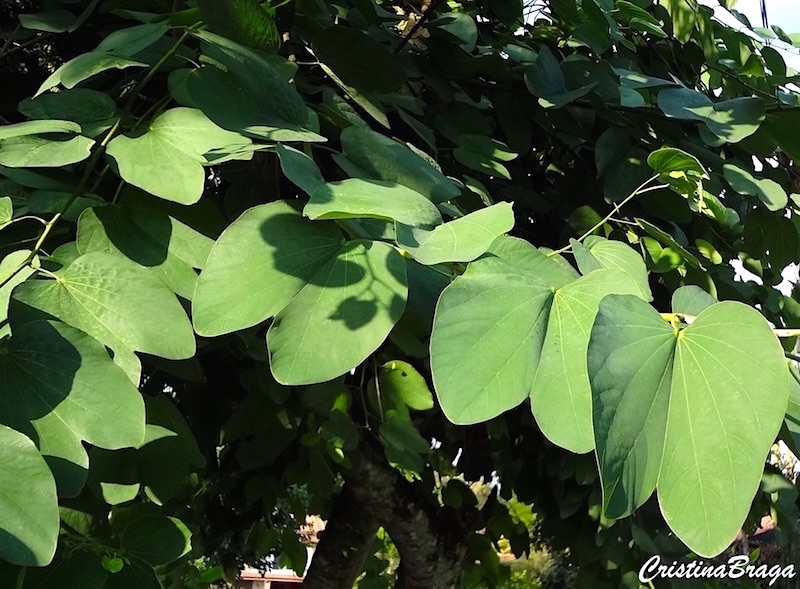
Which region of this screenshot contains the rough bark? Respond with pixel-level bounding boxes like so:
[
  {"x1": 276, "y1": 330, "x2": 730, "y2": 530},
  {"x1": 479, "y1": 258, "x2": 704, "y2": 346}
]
[
  {"x1": 306, "y1": 437, "x2": 483, "y2": 589},
  {"x1": 303, "y1": 485, "x2": 380, "y2": 589}
]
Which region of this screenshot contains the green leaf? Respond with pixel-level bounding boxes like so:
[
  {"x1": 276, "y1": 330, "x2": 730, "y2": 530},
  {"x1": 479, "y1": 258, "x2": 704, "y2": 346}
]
[
  {"x1": 11, "y1": 252, "x2": 196, "y2": 361},
  {"x1": 0, "y1": 196, "x2": 11, "y2": 228},
  {"x1": 0, "y1": 251, "x2": 35, "y2": 336},
  {"x1": 454, "y1": 135, "x2": 517, "y2": 179},
  {"x1": 636, "y1": 218, "x2": 703, "y2": 269},
  {"x1": 120, "y1": 517, "x2": 191, "y2": 566},
  {"x1": 76, "y1": 198, "x2": 214, "y2": 300},
  {"x1": 36, "y1": 53, "x2": 147, "y2": 97},
  {"x1": 0, "y1": 120, "x2": 82, "y2": 140},
  {"x1": 20, "y1": 90, "x2": 118, "y2": 138},
  {"x1": 26, "y1": 191, "x2": 105, "y2": 223},
  {"x1": 743, "y1": 209, "x2": 798, "y2": 268},
  {"x1": 431, "y1": 238, "x2": 585, "y2": 426},
  {"x1": 647, "y1": 146, "x2": 705, "y2": 178},
  {"x1": 340, "y1": 126, "x2": 461, "y2": 204},
  {"x1": 572, "y1": 236, "x2": 652, "y2": 300},
  {"x1": 590, "y1": 295, "x2": 789, "y2": 556},
  {"x1": 530, "y1": 269, "x2": 645, "y2": 453},
  {"x1": 658, "y1": 0, "x2": 697, "y2": 42},
  {"x1": 106, "y1": 107, "x2": 251, "y2": 205},
  {"x1": 19, "y1": 9, "x2": 80, "y2": 32},
  {"x1": 102, "y1": 556, "x2": 124, "y2": 574},
  {"x1": 23, "y1": 550, "x2": 108, "y2": 588},
  {"x1": 0, "y1": 321, "x2": 145, "y2": 497},
  {"x1": 430, "y1": 13, "x2": 478, "y2": 52},
  {"x1": 658, "y1": 88, "x2": 765, "y2": 143},
  {"x1": 379, "y1": 360, "x2": 434, "y2": 411},
  {"x1": 96, "y1": 22, "x2": 170, "y2": 57},
  {"x1": 723, "y1": 164, "x2": 788, "y2": 211},
  {"x1": 197, "y1": 0, "x2": 280, "y2": 53},
  {"x1": 396, "y1": 203, "x2": 515, "y2": 265},
  {"x1": 431, "y1": 260, "x2": 553, "y2": 425},
  {"x1": 268, "y1": 240, "x2": 407, "y2": 385},
  {"x1": 379, "y1": 410, "x2": 430, "y2": 474},
  {"x1": 312, "y1": 27, "x2": 406, "y2": 93},
  {"x1": 671, "y1": 285, "x2": 716, "y2": 315},
  {"x1": 277, "y1": 144, "x2": 325, "y2": 196},
  {"x1": 524, "y1": 47, "x2": 595, "y2": 109},
  {"x1": 185, "y1": 31, "x2": 322, "y2": 142},
  {"x1": 193, "y1": 201, "x2": 343, "y2": 336},
  {"x1": 305, "y1": 179, "x2": 442, "y2": 226},
  {"x1": 0, "y1": 424, "x2": 58, "y2": 566},
  {"x1": 0, "y1": 135, "x2": 95, "y2": 168}
]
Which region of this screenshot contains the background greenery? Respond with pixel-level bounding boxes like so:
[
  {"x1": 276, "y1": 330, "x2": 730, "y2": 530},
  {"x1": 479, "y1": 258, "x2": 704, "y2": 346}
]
[{"x1": 2, "y1": 0, "x2": 800, "y2": 587}]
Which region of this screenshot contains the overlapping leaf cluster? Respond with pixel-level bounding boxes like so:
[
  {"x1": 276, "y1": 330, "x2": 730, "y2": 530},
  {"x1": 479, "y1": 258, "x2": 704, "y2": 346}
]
[{"x1": 2, "y1": 0, "x2": 800, "y2": 586}]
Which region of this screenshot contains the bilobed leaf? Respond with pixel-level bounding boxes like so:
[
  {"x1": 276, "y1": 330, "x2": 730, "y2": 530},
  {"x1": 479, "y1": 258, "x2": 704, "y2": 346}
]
[
  {"x1": 590, "y1": 295, "x2": 673, "y2": 519},
  {"x1": 268, "y1": 240, "x2": 407, "y2": 385},
  {"x1": 193, "y1": 201, "x2": 343, "y2": 336},
  {"x1": 430, "y1": 240, "x2": 571, "y2": 424},
  {"x1": 572, "y1": 237, "x2": 652, "y2": 300},
  {"x1": 671, "y1": 285, "x2": 716, "y2": 315},
  {"x1": 20, "y1": 90, "x2": 118, "y2": 137},
  {"x1": 36, "y1": 53, "x2": 147, "y2": 97},
  {"x1": 529, "y1": 269, "x2": 644, "y2": 453},
  {"x1": 524, "y1": 47, "x2": 595, "y2": 108},
  {"x1": 743, "y1": 208, "x2": 798, "y2": 268},
  {"x1": 590, "y1": 295, "x2": 788, "y2": 556},
  {"x1": 106, "y1": 107, "x2": 251, "y2": 204},
  {"x1": 313, "y1": 27, "x2": 406, "y2": 93},
  {"x1": 305, "y1": 179, "x2": 442, "y2": 226},
  {"x1": 185, "y1": 31, "x2": 322, "y2": 142},
  {"x1": 197, "y1": 0, "x2": 280, "y2": 53},
  {"x1": 647, "y1": 146, "x2": 705, "y2": 178},
  {"x1": 23, "y1": 550, "x2": 108, "y2": 589},
  {"x1": 0, "y1": 135, "x2": 95, "y2": 168},
  {"x1": 0, "y1": 424, "x2": 58, "y2": 566},
  {"x1": 723, "y1": 164, "x2": 788, "y2": 211},
  {"x1": 277, "y1": 144, "x2": 325, "y2": 196},
  {"x1": 11, "y1": 252, "x2": 196, "y2": 360},
  {"x1": 77, "y1": 199, "x2": 214, "y2": 299},
  {"x1": 658, "y1": 88, "x2": 765, "y2": 143},
  {"x1": 0, "y1": 321, "x2": 145, "y2": 497},
  {"x1": 340, "y1": 126, "x2": 461, "y2": 204},
  {"x1": 121, "y1": 517, "x2": 191, "y2": 566},
  {"x1": 396, "y1": 203, "x2": 515, "y2": 265}
]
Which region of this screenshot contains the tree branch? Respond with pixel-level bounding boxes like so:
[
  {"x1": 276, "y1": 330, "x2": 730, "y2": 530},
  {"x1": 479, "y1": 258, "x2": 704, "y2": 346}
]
[{"x1": 309, "y1": 438, "x2": 483, "y2": 589}]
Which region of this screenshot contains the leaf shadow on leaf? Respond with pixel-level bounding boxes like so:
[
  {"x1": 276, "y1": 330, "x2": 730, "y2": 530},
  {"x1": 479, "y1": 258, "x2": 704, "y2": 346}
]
[
  {"x1": 258, "y1": 212, "x2": 365, "y2": 287},
  {"x1": 87, "y1": 206, "x2": 171, "y2": 267},
  {"x1": 0, "y1": 530, "x2": 36, "y2": 568},
  {"x1": 0, "y1": 321, "x2": 81, "y2": 422}
]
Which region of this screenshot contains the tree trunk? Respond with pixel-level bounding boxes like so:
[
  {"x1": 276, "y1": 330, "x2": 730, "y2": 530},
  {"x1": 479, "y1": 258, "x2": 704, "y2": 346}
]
[
  {"x1": 305, "y1": 438, "x2": 482, "y2": 589},
  {"x1": 303, "y1": 485, "x2": 380, "y2": 589}
]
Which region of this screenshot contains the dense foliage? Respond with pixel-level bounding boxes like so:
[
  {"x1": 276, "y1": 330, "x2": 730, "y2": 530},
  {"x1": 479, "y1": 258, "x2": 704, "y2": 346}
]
[{"x1": 2, "y1": 0, "x2": 800, "y2": 587}]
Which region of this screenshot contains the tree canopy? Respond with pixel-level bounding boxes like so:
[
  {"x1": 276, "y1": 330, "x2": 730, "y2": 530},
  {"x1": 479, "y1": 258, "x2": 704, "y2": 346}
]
[{"x1": 1, "y1": 0, "x2": 800, "y2": 587}]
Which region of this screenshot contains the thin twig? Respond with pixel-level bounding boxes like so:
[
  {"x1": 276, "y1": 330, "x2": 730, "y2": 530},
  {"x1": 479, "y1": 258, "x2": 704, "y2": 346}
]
[{"x1": 548, "y1": 175, "x2": 661, "y2": 257}]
